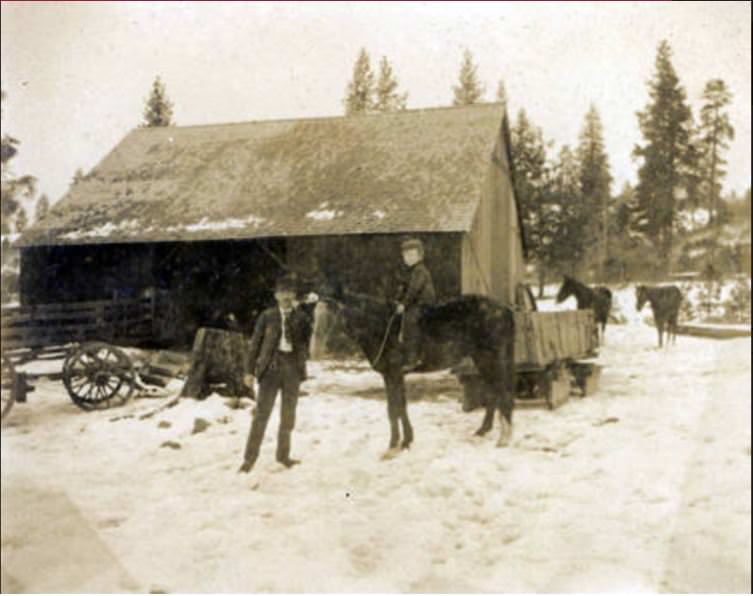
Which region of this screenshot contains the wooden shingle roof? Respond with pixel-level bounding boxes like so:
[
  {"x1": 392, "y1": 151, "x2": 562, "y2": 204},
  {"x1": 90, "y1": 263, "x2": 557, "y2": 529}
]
[{"x1": 20, "y1": 103, "x2": 510, "y2": 246}]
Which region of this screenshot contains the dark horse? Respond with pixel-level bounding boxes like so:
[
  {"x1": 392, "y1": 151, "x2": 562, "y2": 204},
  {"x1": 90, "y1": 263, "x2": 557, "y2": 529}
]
[
  {"x1": 636, "y1": 285, "x2": 683, "y2": 348},
  {"x1": 556, "y1": 275, "x2": 612, "y2": 342},
  {"x1": 319, "y1": 283, "x2": 516, "y2": 454}
]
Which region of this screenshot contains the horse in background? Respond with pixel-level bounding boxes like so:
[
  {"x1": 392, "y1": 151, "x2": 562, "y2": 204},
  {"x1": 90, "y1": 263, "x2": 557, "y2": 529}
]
[
  {"x1": 556, "y1": 276, "x2": 613, "y2": 343},
  {"x1": 636, "y1": 285, "x2": 683, "y2": 348},
  {"x1": 318, "y1": 280, "x2": 516, "y2": 455}
]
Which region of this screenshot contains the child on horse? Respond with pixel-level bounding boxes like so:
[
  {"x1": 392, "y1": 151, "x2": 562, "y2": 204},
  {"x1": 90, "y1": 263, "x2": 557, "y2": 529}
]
[{"x1": 395, "y1": 238, "x2": 436, "y2": 373}]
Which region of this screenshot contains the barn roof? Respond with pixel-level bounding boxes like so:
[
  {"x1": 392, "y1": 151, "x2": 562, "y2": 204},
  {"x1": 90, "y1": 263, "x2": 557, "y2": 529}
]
[{"x1": 19, "y1": 103, "x2": 514, "y2": 247}]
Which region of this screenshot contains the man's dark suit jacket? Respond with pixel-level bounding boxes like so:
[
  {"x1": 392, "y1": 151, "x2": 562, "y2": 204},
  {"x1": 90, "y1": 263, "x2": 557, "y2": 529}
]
[{"x1": 246, "y1": 305, "x2": 313, "y2": 380}]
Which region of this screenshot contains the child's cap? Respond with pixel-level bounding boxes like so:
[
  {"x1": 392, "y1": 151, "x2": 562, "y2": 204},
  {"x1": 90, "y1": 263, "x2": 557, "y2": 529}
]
[{"x1": 401, "y1": 238, "x2": 424, "y2": 254}]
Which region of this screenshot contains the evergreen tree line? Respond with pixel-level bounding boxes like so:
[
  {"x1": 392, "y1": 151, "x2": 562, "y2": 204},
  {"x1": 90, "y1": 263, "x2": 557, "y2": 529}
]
[{"x1": 343, "y1": 42, "x2": 745, "y2": 283}]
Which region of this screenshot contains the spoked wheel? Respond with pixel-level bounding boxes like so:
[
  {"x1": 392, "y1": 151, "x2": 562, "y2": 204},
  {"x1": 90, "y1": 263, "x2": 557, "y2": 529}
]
[
  {"x1": 1, "y1": 356, "x2": 17, "y2": 421},
  {"x1": 62, "y1": 342, "x2": 136, "y2": 411}
]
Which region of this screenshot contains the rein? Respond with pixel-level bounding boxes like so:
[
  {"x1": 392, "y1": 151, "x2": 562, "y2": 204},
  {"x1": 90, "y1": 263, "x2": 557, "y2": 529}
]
[
  {"x1": 321, "y1": 292, "x2": 399, "y2": 367},
  {"x1": 373, "y1": 312, "x2": 400, "y2": 367}
]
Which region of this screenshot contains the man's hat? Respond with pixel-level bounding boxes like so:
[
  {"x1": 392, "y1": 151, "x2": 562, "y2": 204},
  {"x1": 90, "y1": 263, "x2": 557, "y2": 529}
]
[
  {"x1": 274, "y1": 275, "x2": 297, "y2": 293},
  {"x1": 401, "y1": 238, "x2": 424, "y2": 253}
]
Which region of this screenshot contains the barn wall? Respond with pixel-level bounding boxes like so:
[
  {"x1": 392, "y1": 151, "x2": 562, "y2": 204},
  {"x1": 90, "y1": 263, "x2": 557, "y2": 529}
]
[
  {"x1": 286, "y1": 233, "x2": 462, "y2": 302},
  {"x1": 462, "y1": 204, "x2": 492, "y2": 298},
  {"x1": 492, "y1": 132, "x2": 526, "y2": 305},
  {"x1": 462, "y1": 131, "x2": 525, "y2": 306}
]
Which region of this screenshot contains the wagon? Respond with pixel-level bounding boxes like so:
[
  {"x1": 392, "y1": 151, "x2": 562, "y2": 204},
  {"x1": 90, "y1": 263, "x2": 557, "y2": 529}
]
[
  {"x1": 1, "y1": 298, "x2": 152, "y2": 421},
  {"x1": 453, "y1": 306, "x2": 601, "y2": 411}
]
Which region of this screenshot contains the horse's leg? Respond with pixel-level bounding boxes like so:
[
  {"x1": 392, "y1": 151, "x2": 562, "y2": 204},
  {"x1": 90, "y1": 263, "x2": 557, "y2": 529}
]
[
  {"x1": 473, "y1": 351, "x2": 498, "y2": 437},
  {"x1": 397, "y1": 376, "x2": 413, "y2": 449},
  {"x1": 383, "y1": 373, "x2": 401, "y2": 451},
  {"x1": 496, "y1": 343, "x2": 515, "y2": 447},
  {"x1": 670, "y1": 313, "x2": 678, "y2": 345},
  {"x1": 656, "y1": 317, "x2": 664, "y2": 348},
  {"x1": 475, "y1": 384, "x2": 495, "y2": 436},
  {"x1": 661, "y1": 320, "x2": 669, "y2": 350}
]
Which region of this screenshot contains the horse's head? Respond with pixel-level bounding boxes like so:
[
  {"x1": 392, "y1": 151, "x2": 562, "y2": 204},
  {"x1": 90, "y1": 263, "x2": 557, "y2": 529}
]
[
  {"x1": 635, "y1": 285, "x2": 648, "y2": 311},
  {"x1": 556, "y1": 276, "x2": 574, "y2": 304},
  {"x1": 312, "y1": 274, "x2": 344, "y2": 305}
]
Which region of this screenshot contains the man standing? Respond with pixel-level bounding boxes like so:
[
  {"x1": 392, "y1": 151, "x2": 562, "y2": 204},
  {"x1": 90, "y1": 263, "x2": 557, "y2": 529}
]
[{"x1": 239, "y1": 276, "x2": 316, "y2": 473}]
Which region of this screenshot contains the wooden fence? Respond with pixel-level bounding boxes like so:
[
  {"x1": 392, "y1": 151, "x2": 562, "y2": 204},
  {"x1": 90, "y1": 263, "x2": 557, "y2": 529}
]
[{"x1": 1, "y1": 296, "x2": 156, "y2": 352}]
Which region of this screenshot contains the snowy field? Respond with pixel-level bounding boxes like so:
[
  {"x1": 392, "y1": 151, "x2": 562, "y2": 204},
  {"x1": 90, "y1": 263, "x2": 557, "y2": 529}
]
[{"x1": 1, "y1": 294, "x2": 751, "y2": 592}]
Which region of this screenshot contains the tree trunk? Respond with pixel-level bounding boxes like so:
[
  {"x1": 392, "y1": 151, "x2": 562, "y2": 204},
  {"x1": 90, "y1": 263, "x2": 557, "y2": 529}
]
[
  {"x1": 601, "y1": 195, "x2": 608, "y2": 282},
  {"x1": 538, "y1": 267, "x2": 546, "y2": 299},
  {"x1": 180, "y1": 327, "x2": 253, "y2": 399}
]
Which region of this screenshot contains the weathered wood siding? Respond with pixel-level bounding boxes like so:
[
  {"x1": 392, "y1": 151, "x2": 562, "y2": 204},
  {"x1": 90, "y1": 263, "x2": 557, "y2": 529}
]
[
  {"x1": 514, "y1": 310, "x2": 597, "y2": 370},
  {"x1": 462, "y1": 131, "x2": 525, "y2": 306}
]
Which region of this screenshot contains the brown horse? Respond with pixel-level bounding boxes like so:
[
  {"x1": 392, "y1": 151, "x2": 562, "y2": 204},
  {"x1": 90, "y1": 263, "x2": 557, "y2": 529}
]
[
  {"x1": 556, "y1": 276, "x2": 612, "y2": 343},
  {"x1": 319, "y1": 280, "x2": 516, "y2": 455},
  {"x1": 636, "y1": 285, "x2": 683, "y2": 348}
]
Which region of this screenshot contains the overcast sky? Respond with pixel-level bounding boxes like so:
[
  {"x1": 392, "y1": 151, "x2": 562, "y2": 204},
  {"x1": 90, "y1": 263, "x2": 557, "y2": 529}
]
[{"x1": 1, "y1": 1, "x2": 750, "y2": 207}]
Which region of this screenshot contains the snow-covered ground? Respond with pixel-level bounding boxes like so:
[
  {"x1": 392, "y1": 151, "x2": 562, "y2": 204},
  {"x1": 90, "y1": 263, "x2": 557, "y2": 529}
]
[{"x1": 2, "y1": 309, "x2": 751, "y2": 592}]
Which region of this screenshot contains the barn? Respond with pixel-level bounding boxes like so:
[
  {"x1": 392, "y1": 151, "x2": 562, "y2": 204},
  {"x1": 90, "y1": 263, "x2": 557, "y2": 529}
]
[{"x1": 16, "y1": 103, "x2": 527, "y2": 346}]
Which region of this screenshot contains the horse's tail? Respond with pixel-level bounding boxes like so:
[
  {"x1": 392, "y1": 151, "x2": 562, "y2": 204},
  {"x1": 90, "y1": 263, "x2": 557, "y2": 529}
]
[
  {"x1": 498, "y1": 307, "x2": 516, "y2": 396},
  {"x1": 505, "y1": 315, "x2": 516, "y2": 395}
]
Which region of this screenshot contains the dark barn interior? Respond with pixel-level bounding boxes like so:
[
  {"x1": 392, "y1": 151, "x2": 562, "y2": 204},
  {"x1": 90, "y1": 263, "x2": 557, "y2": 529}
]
[
  {"x1": 18, "y1": 232, "x2": 462, "y2": 348},
  {"x1": 20, "y1": 239, "x2": 284, "y2": 346}
]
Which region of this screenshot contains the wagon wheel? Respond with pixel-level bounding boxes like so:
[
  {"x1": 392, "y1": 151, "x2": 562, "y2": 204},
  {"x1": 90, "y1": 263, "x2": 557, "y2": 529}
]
[
  {"x1": 1, "y1": 356, "x2": 16, "y2": 421},
  {"x1": 63, "y1": 342, "x2": 136, "y2": 411}
]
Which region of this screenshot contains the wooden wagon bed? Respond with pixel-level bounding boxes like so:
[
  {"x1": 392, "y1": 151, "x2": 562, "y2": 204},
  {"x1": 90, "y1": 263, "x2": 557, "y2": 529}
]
[{"x1": 453, "y1": 308, "x2": 601, "y2": 411}]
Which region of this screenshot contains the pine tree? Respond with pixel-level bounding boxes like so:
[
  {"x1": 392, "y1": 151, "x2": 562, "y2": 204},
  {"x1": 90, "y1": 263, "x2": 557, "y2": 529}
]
[
  {"x1": 495, "y1": 79, "x2": 508, "y2": 112},
  {"x1": 576, "y1": 105, "x2": 612, "y2": 280},
  {"x1": 1, "y1": 90, "x2": 36, "y2": 235},
  {"x1": 72, "y1": 168, "x2": 85, "y2": 185},
  {"x1": 611, "y1": 182, "x2": 636, "y2": 238},
  {"x1": 142, "y1": 76, "x2": 174, "y2": 127},
  {"x1": 548, "y1": 145, "x2": 586, "y2": 274},
  {"x1": 344, "y1": 48, "x2": 375, "y2": 115},
  {"x1": 510, "y1": 109, "x2": 550, "y2": 295},
  {"x1": 34, "y1": 193, "x2": 49, "y2": 223},
  {"x1": 14, "y1": 206, "x2": 27, "y2": 233},
  {"x1": 375, "y1": 56, "x2": 408, "y2": 112},
  {"x1": 697, "y1": 79, "x2": 734, "y2": 265},
  {"x1": 633, "y1": 40, "x2": 696, "y2": 274},
  {"x1": 452, "y1": 50, "x2": 485, "y2": 106}
]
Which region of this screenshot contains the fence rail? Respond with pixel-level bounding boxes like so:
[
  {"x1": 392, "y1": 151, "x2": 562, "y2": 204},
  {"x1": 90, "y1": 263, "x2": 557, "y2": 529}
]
[{"x1": 1, "y1": 296, "x2": 155, "y2": 351}]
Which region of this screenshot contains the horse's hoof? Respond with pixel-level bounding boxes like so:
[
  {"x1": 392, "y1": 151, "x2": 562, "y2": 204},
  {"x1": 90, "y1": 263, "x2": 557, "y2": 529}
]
[
  {"x1": 497, "y1": 419, "x2": 513, "y2": 447},
  {"x1": 496, "y1": 436, "x2": 511, "y2": 448},
  {"x1": 401, "y1": 442, "x2": 411, "y2": 450},
  {"x1": 475, "y1": 428, "x2": 489, "y2": 437},
  {"x1": 381, "y1": 448, "x2": 401, "y2": 460}
]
